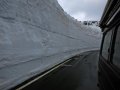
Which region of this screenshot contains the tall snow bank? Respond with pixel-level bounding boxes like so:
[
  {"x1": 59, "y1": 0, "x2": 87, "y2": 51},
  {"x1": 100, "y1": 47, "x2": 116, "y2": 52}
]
[{"x1": 0, "y1": 0, "x2": 101, "y2": 89}]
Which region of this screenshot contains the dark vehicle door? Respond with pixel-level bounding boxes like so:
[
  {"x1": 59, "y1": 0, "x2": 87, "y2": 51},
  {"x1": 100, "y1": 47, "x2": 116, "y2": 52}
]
[{"x1": 98, "y1": 24, "x2": 120, "y2": 90}]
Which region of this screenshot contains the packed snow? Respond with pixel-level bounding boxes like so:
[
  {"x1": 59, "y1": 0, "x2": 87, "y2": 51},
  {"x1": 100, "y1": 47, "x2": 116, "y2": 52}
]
[{"x1": 0, "y1": 0, "x2": 101, "y2": 89}]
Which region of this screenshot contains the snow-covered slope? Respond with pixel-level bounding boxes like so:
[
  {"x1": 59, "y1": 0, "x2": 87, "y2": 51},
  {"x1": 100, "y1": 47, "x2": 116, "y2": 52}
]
[{"x1": 0, "y1": 0, "x2": 101, "y2": 89}]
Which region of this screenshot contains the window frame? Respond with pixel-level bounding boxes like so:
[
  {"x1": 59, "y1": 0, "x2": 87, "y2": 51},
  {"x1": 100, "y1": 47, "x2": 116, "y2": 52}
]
[
  {"x1": 100, "y1": 27, "x2": 115, "y2": 61},
  {"x1": 111, "y1": 24, "x2": 120, "y2": 70},
  {"x1": 100, "y1": 24, "x2": 120, "y2": 72}
]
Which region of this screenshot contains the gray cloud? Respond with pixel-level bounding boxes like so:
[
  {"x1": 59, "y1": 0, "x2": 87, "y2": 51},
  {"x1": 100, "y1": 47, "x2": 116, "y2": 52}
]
[{"x1": 58, "y1": 0, "x2": 107, "y2": 21}]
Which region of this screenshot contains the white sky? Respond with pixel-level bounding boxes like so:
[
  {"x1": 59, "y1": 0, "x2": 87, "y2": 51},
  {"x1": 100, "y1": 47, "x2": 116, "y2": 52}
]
[{"x1": 57, "y1": 0, "x2": 107, "y2": 21}]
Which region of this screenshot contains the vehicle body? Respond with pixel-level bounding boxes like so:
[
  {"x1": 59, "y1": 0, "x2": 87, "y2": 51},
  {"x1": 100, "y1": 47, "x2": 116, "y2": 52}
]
[{"x1": 98, "y1": 0, "x2": 120, "y2": 90}]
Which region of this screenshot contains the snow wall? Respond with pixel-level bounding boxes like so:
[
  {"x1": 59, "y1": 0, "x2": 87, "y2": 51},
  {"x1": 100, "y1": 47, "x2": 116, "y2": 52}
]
[{"x1": 0, "y1": 0, "x2": 101, "y2": 89}]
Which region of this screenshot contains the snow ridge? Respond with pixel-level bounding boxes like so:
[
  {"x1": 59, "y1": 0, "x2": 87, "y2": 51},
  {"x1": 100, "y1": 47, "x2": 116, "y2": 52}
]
[{"x1": 0, "y1": 0, "x2": 101, "y2": 89}]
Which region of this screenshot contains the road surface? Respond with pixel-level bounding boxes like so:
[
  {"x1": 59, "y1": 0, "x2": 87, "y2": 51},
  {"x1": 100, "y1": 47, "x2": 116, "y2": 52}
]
[{"x1": 15, "y1": 50, "x2": 99, "y2": 90}]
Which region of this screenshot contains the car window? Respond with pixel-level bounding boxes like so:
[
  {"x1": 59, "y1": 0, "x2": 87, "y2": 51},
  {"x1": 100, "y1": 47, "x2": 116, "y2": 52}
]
[
  {"x1": 102, "y1": 29, "x2": 113, "y2": 60},
  {"x1": 113, "y1": 26, "x2": 120, "y2": 68}
]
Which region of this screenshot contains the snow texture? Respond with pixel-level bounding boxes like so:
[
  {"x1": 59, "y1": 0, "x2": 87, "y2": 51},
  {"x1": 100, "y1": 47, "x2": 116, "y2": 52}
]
[{"x1": 0, "y1": 0, "x2": 101, "y2": 89}]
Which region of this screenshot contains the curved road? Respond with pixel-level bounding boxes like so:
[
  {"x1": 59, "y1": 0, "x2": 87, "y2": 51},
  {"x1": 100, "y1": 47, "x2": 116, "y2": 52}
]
[{"x1": 15, "y1": 51, "x2": 99, "y2": 90}]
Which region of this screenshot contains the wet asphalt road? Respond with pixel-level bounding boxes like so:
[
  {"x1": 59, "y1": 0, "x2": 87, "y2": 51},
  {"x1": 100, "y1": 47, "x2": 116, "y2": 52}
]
[{"x1": 21, "y1": 51, "x2": 99, "y2": 90}]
